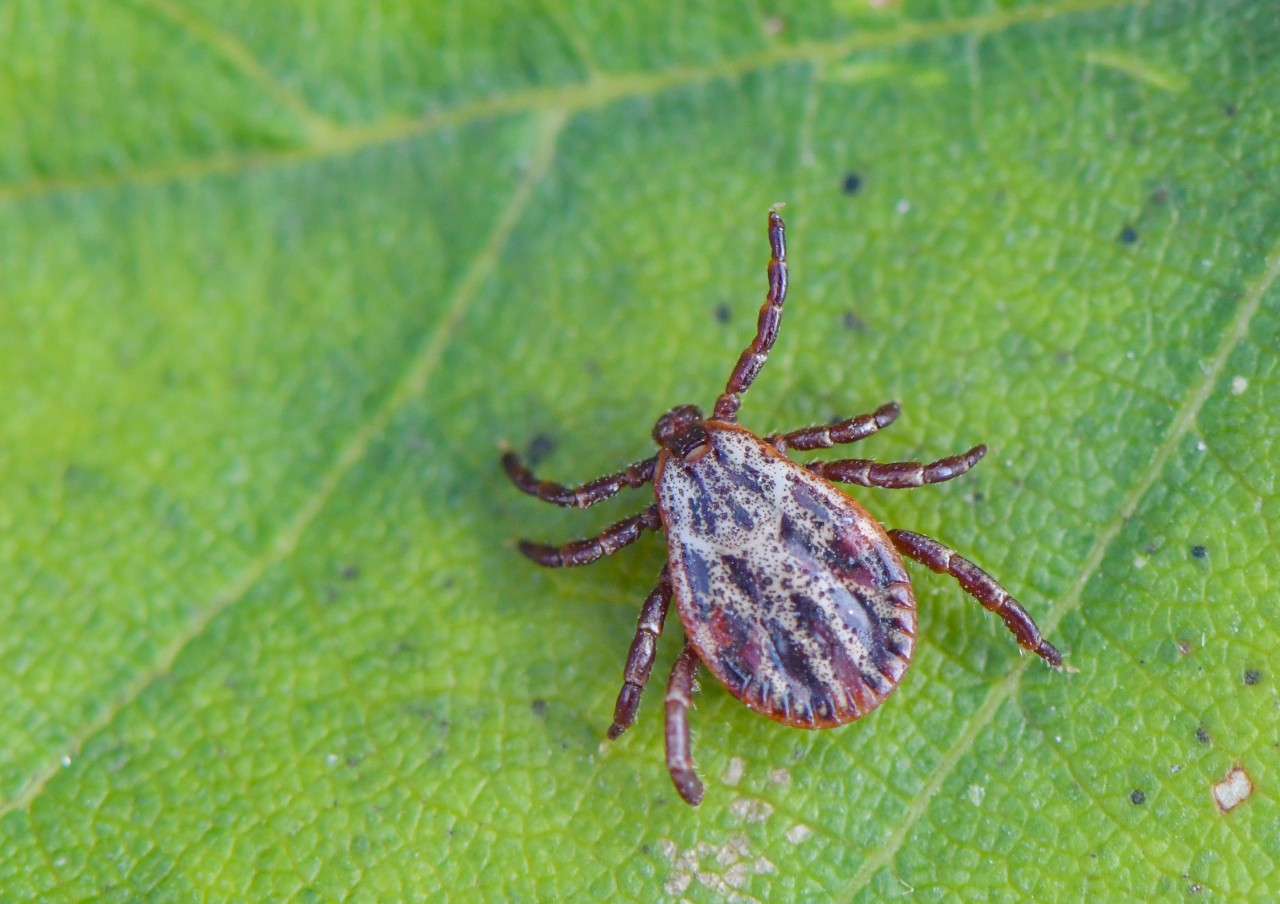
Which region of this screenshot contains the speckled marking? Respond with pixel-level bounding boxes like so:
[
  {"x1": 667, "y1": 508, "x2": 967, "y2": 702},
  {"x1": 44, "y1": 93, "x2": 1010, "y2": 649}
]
[{"x1": 656, "y1": 422, "x2": 917, "y2": 728}]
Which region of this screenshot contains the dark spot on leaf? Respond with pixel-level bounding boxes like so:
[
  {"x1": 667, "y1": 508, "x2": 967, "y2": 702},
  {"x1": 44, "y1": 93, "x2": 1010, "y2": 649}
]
[
  {"x1": 842, "y1": 311, "x2": 865, "y2": 331},
  {"x1": 1243, "y1": 669, "x2": 1262, "y2": 686},
  {"x1": 1190, "y1": 545, "x2": 1207, "y2": 559},
  {"x1": 1130, "y1": 789, "x2": 1146, "y2": 805},
  {"x1": 841, "y1": 172, "x2": 862, "y2": 195},
  {"x1": 584, "y1": 359, "x2": 601, "y2": 377},
  {"x1": 527, "y1": 433, "x2": 556, "y2": 465},
  {"x1": 340, "y1": 564, "x2": 360, "y2": 581},
  {"x1": 1223, "y1": 103, "x2": 1236, "y2": 117},
  {"x1": 1195, "y1": 725, "x2": 1211, "y2": 744},
  {"x1": 531, "y1": 699, "x2": 548, "y2": 716},
  {"x1": 1118, "y1": 225, "x2": 1139, "y2": 245},
  {"x1": 714, "y1": 303, "x2": 732, "y2": 324}
]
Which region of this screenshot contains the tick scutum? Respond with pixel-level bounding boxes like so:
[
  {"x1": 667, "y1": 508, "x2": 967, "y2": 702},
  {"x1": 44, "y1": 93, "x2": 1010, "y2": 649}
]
[{"x1": 657, "y1": 422, "x2": 918, "y2": 729}]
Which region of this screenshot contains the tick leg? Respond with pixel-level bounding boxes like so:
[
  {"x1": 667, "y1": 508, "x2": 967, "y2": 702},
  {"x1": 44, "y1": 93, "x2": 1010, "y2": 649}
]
[
  {"x1": 769, "y1": 402, "x2": 900, "y2": 453},
  {"x1": 713, "y1": 208, "x2": 788, "y2": 422},
  {"x1": 665, "y1": 641, "x2": 705, "y2": 806},
  {"x1": 888, "y1": 529, "x2": 1063, "y2": 668},
  {"x1": 502, "y1": 449, "x2": 657, "y2": 508},
  {"x1": 608, "y1": 566, "x2": 673, "y2": 739},
  {"x1": 807, "y1": 444, "x2": 986, "y2": 488},
  {"x1": 517, "y1": 505, "x2": 662, "y2": 568}
]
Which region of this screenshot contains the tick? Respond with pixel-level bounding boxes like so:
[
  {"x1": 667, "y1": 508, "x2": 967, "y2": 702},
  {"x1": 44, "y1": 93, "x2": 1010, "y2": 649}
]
[{"x1": 503, "y1": 208, "x2": 1062, "y2": 806}]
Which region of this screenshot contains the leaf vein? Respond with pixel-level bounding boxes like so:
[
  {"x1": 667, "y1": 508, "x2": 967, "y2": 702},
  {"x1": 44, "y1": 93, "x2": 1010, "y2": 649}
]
[
  {"x1": 834, "y1": 214, "x2": 1280, "y2": 901},
  {"x1": 131, "y1": 0, "x2": 338, "y2": 139},
  {"x1": 0, "y1": 0, "x2": 1135, "y2": 206},
  {"x1": 0, "y1": 108, "x2": 569, "y2": 819}
]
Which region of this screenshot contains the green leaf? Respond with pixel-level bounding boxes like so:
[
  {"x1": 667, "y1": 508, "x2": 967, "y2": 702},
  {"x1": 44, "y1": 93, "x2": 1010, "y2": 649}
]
[{"x1": 2, "y1": 0, "x2": 1276, "y2": 899}]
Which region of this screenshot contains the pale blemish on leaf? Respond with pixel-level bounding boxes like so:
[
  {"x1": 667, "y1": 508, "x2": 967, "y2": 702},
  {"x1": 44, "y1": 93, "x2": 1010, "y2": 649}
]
[
  {"x1": 658, "y1": 834, "x2": 772, "y2": 901},
  {"x1": 722, "y1": 756, "x2": 746, "y2": 787},
  {"x1": 1212, "y1": 765, "x2": 1254, "y2": 814},
  {"x1": 730, "y1": 798, "x2": 774, "y2": 823}
]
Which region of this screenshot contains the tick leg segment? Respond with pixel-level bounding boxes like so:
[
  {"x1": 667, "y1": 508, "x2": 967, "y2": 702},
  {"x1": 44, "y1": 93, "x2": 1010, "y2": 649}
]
[
  {"x1": 769, "y1": 402, "x2": 900, "y2": 453},
  {"x1": 888, "y1": 529, "x2": 1062, "y2": 668},
  {"x1": 502, "y1": 450, "x2": 657, "y2": 508},
  {"x1": 518, "y1": 505, "x2": 663, "y2": 568},
  {"x1": 608, "y1": 566, "x2": 673, "y2": 739},
  {"x1": 807, "y1": 444, "x2": 986, "y2": 489},
  {"x1": 713, "y1": 209, "x2": 788, "y2": 422},
  {"x1": 665, "y1": 641, "x2": 705, "y2": 806}
]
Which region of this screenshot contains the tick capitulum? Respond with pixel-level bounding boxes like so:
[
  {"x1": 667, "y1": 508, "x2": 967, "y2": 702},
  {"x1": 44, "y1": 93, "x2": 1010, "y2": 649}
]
[{"x1": 503, "y1": 209, "x2": 1062, "y2": 806}]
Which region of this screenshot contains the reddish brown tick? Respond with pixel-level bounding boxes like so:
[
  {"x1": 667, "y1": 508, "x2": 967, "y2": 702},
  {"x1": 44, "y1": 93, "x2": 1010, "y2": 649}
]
[{"x1": 503, "y1": 209, "x2": 1062, "y2": 806}]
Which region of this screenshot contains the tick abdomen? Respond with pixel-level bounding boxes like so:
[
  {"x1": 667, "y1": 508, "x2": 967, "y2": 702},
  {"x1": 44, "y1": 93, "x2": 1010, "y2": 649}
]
[{"x1": 657, "y1": 423, "x2": 918, "y2": 728}]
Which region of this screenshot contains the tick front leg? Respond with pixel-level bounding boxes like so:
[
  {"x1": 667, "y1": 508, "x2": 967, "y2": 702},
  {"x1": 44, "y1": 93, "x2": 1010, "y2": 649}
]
[
  {"x1": 807, "y1": 444, "x2": 986, "y2": 488},
  {"x1": 608, "y1": 566, "x2": 673, "y2": 739},
  {"x1": 517, "y1": 505, "x2": 662, "y2": 568},
  {"x1": 713, "y1": 209, "x2": 788, "y2": 422},
  {"x1": 889, "y1": 529, "x2": 1063, "y2": 668},
  {"x1": 769, "y1": 402, "x2": 900, "y2": 453},
  {"x1": 502, "y1": 449, "x2": 657, "y2": 508},
  {"x1": 665, "y1": 641, "x2": 705, "y2": 806}
]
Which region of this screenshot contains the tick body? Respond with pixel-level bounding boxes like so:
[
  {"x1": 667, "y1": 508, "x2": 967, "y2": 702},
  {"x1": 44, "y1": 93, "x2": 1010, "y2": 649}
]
[
  {"x1": 658, "y1": 422, "x2": 916, "y2": 729},
  {"x1": 504, "y1": 209, "x2": 1062, "y2": 806}
]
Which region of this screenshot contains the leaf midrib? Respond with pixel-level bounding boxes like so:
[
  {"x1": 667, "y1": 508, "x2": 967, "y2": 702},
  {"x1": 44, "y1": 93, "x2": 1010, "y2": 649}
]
[
  {"x1": 0, "y1": 0, "x2": 1160, "y2": 828},
  {"x1": 835, "y1": 223, "x2": 1280, "y2": 902},
  {"x1": 0, "y1": 108, "x2": 568, "y2": 819},
  {"x1": 0, "y1": 0, "x2": 1131, "y2": 206}
]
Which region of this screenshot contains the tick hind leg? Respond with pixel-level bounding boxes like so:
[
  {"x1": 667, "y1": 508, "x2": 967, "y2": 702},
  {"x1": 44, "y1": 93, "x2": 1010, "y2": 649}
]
[
  {"x1": 502, "y1": 450, "x2": 657, "y2": 508},
  {"x1": 518, "y1": 505, "x2": 662, "y2": 568},
  {"x1": 608, "y1": 566, "x2": 673, "y2": 739},
  {"x1": 889, "y1": 529, "x2": 1062, "y2": 668},
  {"x1": 665, "y1": 642, "x2": 705, "y2": 806},
  {"x1": 713, "y1": 209, "x2": 788, "y2": 422},
  {"x1": 769, "y1": 402, "x2": 900, "y2": 453},
  {"x1": 808, "y1": 444, "x2": 987, "y2": 488}
]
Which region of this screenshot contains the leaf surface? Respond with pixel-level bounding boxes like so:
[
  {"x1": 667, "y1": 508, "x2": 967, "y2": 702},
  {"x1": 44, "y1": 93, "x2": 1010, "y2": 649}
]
[{"x1": 1, "y1": 1, "x2": 1277, "y2": 900}]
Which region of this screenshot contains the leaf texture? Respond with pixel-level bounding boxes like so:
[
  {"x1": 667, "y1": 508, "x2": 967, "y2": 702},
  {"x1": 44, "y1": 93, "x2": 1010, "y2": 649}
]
[{"x1": 0, "y1": 1, "x2": 1276, "y2": 900}]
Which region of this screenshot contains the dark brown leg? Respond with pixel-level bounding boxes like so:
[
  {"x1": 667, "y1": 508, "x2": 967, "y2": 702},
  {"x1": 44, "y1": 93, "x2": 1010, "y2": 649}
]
[
  {"x1": 608, "y1": 566, "x2": 673, "y2": 739},
  {"x1": 769, "y1": 402, "x2": 900, "y2": 453},
  {"x1": 502, "y1": 449, "x2": 657, "y2": 508},
  {"x1": 889, "y1": 529, "x2": 1062, "y2": 668},
  {"x1": 518, "y1": 505, "x2": 662, "y2": 568},
  {"x1": 808, "y1": 444, "x2": 986, "y2": 488},
  {"x1": 712, "y1": 209, "x2": 788, "y2": 422},
  {"x1": 665, "y1": 642, "x2": 705, "y2": 805}
]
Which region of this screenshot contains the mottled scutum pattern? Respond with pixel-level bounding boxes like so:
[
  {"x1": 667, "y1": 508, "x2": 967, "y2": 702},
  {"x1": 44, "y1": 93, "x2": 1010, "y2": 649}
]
[{"x1": 657, "y1": 424, "x2": 917, "y2": 728}]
